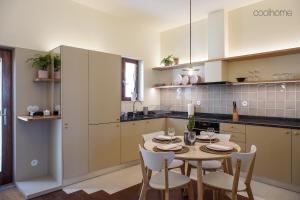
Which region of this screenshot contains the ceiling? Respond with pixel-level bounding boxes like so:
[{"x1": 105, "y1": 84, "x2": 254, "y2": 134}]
[{"x1": 70, "y1": 0, "x2": 263, "y2": 31}]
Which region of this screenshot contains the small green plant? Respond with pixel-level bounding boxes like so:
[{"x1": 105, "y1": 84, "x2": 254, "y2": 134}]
[
  {"x1": 187, "y1": 115, "x2": 195, "y2": 132},
  {"x1": 160, "y1": 55, "x2": 174, "y2": 66},
  {"x1": 53, "y1": 55, "x2": 61, "y2": 72},
  {"x1": 27, "y1": 54, "x2": 51, "y2": 71}
]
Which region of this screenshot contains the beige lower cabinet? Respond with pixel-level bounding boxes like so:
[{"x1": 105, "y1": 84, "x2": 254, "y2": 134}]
[
  {"x1": 89, "y1": 123, "x2": 121, "y2": 172},
  {"x1": 220, "y1": 123, "x2": 246, "y2": 152},
  {"x1": 144, "y1": 118, "x2": 166, "y2": 133},
  {"x1": 292, "y1": 129, "x2": 300, "y2": 186},
  {"x1": 121, "y1": 121, "x2": 145, "y2": 163},
  {"x1": 246, "y1": 125, "x2": 292, "y2": 184},
  {"x1": 166, "y1": 118, "x2": 188, "y2": 136}
]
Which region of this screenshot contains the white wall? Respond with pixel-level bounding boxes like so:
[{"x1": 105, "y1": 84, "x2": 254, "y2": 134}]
[{"x1": 0, "y1": 0, "x2": 161, "y2": 110}]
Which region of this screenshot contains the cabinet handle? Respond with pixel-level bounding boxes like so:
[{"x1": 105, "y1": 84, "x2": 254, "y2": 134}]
[
  {"x1": 295, "y1": 133, "x2": 300, "y2": 136},
  {"x1": 116, "y1": 118, "x2": 120, "y2": 121},
  {"x1": 285, "y1": 131, "x2": 291, "y2": 135},
  {"x1": 116, "y1": 124, "x2": 120, "y2": 128}
]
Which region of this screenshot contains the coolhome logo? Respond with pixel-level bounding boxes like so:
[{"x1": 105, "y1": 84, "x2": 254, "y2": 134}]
[{"x1": 253, "y1": 8, "x2": 292, "y2": 17}]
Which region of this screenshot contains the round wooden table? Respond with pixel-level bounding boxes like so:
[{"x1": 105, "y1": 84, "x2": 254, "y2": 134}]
[{"x1": 144, "y1": 136, "x2": 241, "y2": 200}]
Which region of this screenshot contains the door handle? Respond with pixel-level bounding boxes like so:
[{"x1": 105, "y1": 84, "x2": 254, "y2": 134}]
[{"x1": 1, "y1": 108, "x2": 7, "y2": 126}]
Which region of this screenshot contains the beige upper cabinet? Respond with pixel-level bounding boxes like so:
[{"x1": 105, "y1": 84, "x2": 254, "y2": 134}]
[
  {"x1": 166, "y1": 118, "x2": 188, "y2": 136},
  {"x1": 292, "y1": 129, "x2": 300, "y2": 186},
  {"x1": 61, "y1": 46, "x2": 89, "y2": 180},
  {"x1": 144, "y1": 118, "x2": 166, "y2": 134},
  {"x1": 89, "y1": 123, "x2": 121, "y2": 172},
  {"x1": 89, "y1": 51, "x2": 121, "y2": 124},
  {"x1": 246, "y1": 125, "x2": 292, "y2": 184}
]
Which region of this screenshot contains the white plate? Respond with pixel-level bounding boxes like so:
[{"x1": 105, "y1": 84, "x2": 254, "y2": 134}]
[
  {"x1": 206, "y1": 144, "x2": 233, "y2": 151},
  {"x1": 155, "y1": 135, "x2": 172, "y2": 141},
  {"x1": 174, "y1": 74, "x2": 183, "y2": 85},
  {"x1": 196, "y1": 135, "x2": 216, "y2": 140},
  {"x1": 182, "y1": 75, "x2": 190, "y2": 85},
  {"x1": 190, "y1": 75, "x2": 201, "y2": 84},
  {"x1": 157, "y1": 144, "x2": 182, "y2": 151}
]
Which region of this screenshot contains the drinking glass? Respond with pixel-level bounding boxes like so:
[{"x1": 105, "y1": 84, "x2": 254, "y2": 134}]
[
  {"x1": 168, "y1": 128, "x2": 175, "y2": 143},
  {"x1": 207, "y1": 128, "x2": 215, "y2": 144},
  {"x1": 188, "y1": 132, "x2": 196, "y2": 145}
]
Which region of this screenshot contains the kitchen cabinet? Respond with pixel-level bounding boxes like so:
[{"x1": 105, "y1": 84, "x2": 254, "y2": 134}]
[
  {"x1": 166, "y1": 118, "x2": 188, "y2": 136},
  {"x1": 292, "y1": 129, "x2": 300, "y2": 186},
  {"x1": 220, "y1": 123, "x2": 246, "y2": 152},
  {"x1": 144, "y1": 118, "x2": 166, "y2": 133},
  {"x1": 89, "y1": 50, "x2": 121, "y2": 124},
  {"x1": 246, "y1": 125, "x2": 292, "y2": 184},
  {"x1": 61, "y1": 46, "x2": 89, "y2": 180},
  {"x1": 89, "y1": 123, "x2": 121, "y2": 172},
  {"x1": 121, "y1": 121, "x2": 145, "y2": 163}
]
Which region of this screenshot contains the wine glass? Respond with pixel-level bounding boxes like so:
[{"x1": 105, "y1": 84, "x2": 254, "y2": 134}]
[
  {"x1": 188, "y1": 132, "x2": 196, "y2": 145},
  {"x1": 168, "y1": 128, "x2": 175, "y2": 143},
  {"x1": 207, "y1": 128, "x2": 215, "y2": 144}
]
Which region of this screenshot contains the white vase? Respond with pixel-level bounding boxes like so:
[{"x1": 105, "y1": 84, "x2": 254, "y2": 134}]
[
  {"x1": 54, "y1": 71, "x2": 61, "y2": 80},
  {"x1": 38, "y1": 70, "x2": 49, "y2": 79}
]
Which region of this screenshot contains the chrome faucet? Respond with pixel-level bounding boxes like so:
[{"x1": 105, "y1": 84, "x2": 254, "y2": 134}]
[{"x1": 133, "y1": 100, "x2": 143, "y2": 116}]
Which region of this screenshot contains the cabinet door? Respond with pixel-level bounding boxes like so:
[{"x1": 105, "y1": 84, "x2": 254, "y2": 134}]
[
  {"x1": 246, "y1": 125, "x2": 292, "y2": 184},
  {"x1": 166, "y1": 118, "x2": 188, "y2": 136},
  {"x1": 145, "y1": 118, "x2": 166, "y2": 134},
  {"x1": 89, "y1": 123, "x2": 121, "y2": 172},
  {"x1": 121, "y1": 121, "x2": 145, "y2": 163},
  {"x1": 61, "y1": 46, "x2": 89, "y2": 180},
  {"x1": 292, "y1": 129, "x2": 300, "y2": 186},
  {"x1": 89, "y1": 51, "x2": 121, "y2": 124}
]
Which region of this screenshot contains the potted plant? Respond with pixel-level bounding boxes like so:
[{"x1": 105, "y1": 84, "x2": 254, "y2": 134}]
[
  {"x1": 173, "y1": 57, "x2": 179, "y2": 65},
  {"x1": 160, "y1": 55, "x2": 174, "y2": 66},
  {"x1": 53, "y1": 55, "x2": 61, "y2": 80},
  {"x1": 27, "y1": 54, "x2": 51, "y2": 79}
]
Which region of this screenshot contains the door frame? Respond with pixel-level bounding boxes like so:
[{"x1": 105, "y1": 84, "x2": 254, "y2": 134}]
[{"x1": 0, "y1": 48, "x2": 13, "y2": 185}]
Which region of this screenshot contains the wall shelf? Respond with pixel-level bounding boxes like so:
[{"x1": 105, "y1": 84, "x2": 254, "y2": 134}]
[
  {"x1": 34, "y1": 78, "x2": 61, "y2": 83},
  {"x1": 152, "y1": 47, "x2": 300, "y2": 71},
  {"x1": 153, "y1": 85, "x2": 193, "y2": 89},
  {"x1": 232, "y1": 79, "x2": 300, "y2": 85},
  {"x1": 17, "y1": 115, "x2": 61, "y2": 122}
]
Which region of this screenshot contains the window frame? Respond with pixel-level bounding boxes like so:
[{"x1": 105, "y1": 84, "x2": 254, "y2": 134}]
[{"x1": 121, "y1": 57, "x2": 139, "y2": 101}]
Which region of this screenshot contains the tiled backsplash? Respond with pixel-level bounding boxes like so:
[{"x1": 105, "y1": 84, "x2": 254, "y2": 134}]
[{"x1": 160, "y1": 83, "x2": 300, "y2": 118}]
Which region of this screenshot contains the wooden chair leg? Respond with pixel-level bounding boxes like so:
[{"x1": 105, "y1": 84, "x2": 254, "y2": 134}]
[
  {"x1": 187, "y1": 182, "x2": 194, "y2": 200},
  {"x1": 139, "y1": 183, "x2": 148, "y2": 200},
  {"x1": 186, "y1": 164, "x2": 192, "y2": 177},
  {"x1": 246, "y1": 185, "x2": 254, "y2": 200},
  {"x1": 203, "y1": 170, "x2": 206, "y2": 175},
  {"x1": 165, "y1": 189, "x2": 170, "y2": 200},
  {"x1": 180, "y1": 164, "x2": 185, "y2": 175}
]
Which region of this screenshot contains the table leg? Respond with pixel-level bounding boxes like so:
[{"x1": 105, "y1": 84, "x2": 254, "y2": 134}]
[{"x1": 197, "y1": 160, "x2": 203, "y2": 200}]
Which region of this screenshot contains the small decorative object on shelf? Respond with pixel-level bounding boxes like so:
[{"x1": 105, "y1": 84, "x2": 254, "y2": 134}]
[
  {"x1": 160, "y1": 55, "x2": 174, "y2": 66},
  {"x1": 27, "y1": 54, "x2": 51, "y2": 79},
  {"x1": 27, "y1": 105, "x2": 39, "y2": 116},
  {"x1": 173, "y1": 57, "x2": 179, "y2": 65},
  {"x1": 236, "y1": 77, "x2": 246, "y2": 82}
]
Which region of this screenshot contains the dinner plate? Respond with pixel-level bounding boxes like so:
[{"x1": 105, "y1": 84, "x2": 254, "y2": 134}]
[
  {"x1": 156, "y1": 144, "x2": 182, "y2": 151},
  {"x1": 196, "y1": 135, "x2": 216, "y2": 140},
  {"x1": 154, "y1": 135, "x2": 172, "y2": 141},
  {"x1": 174, "y1": 74, "x2": 183, "y2": 85},
  {"x1": 182, "y1": 75, "x2": 190, "y2": 85},
  {"x1": 206, "y1": 144, "x2": 233, "y2": 151}
]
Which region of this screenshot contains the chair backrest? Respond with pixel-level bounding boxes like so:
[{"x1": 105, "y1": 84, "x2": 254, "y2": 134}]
[
  {"x1": 142, "y1": 131, "x2": 165, "y2": 142},
  {"x1": 139, "y1": 145, "x2": 175, "y2": 171},
  {"x1": 231, "y1": 145, "x2": 257, "y2": 173},
  {"x1": 215, "y1": 133, "x2": 231, "y2": 141}
]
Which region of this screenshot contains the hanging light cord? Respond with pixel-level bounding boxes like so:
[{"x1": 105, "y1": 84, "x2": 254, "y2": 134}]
[{"x1": 189, "y1": 0, "x2": 192, "y2": 65}]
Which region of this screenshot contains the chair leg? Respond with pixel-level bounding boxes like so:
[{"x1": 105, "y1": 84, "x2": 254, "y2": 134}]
[
  {"x1": 164, "y1": 189, "x2": 169, "y2": 200},
  {"x1": 187, "y1": 182, "x2": 195, "y2": 200},
  {"x1": 203, "y1": 170, "x2": 206, "y2": 175},
  {"x1": 139, "y1": 183, "x2": 148, "y2": 200},
  {"x1": 246, "y1": 185, "x2": 254, "y2": 200},
  {"x1": 186, "y1": 164, "x2": 192, "y2": 177},
  {"x1": 180, "y1": 164, "x2": 185, "y2": 175}
]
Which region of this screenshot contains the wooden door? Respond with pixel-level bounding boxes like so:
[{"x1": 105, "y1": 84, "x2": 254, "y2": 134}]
[
  {"x1": 61, "y1": 46, "x2": 89, "y2": 180},
  {"x1": 89, "y1": 51, "x2": 121, "y2": 124},
  {"x1": 166, "y1": 118, "x2": 188, "y2": 136},
  {"x1": 0, "y1": 49, "x2": 12, "y2": 185},
  {"x1": 145, "y1": 118, "x2": 166, "y2": 134},
  {"x1": 121, "y1": 121, "x2": 145, "y2": 163},
  {"x1": 246, "y1": 125, "x2": 292, "y2": 184},
  {"x1": 292, "y1": 129, "x2": 300, "y2": 185},
  {"x1": 89, "y1": 123, "x2": 121, "y2": 172}
]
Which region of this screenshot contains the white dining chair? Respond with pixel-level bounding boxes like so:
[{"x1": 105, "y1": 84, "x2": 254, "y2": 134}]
[
  {"x1": 187, "y1": 133, "x2": 232, "y2": 176},
  {"x1": 138, "y1": 145, "x2": 194, "y2": 200},
  {"x1": 202, "y1": 145, "x2": 257, "y2": 200},
  {"x1": 142, "y1": 131, "x2": 185, "y2": 174}
]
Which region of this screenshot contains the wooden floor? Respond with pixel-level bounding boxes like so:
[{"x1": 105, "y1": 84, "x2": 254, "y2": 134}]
[{"x1": 0, "y1": 182, "x2": 247, "y2": 200}]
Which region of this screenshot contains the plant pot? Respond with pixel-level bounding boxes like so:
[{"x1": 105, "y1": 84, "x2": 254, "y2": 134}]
[
  {"x1": 173, "y1": 58, "x2": 179, "y2": 65},
  {"x1": 37, "y1": 70, "x2": 49, "y2": 79},
  {"x1": 54, "y1": 71, "x2": 61, "y2": 80}
]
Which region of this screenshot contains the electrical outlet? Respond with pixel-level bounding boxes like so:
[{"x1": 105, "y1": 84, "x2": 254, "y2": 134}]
[
  {"x1": 242, "y1": 100, "x2": 248, "y2": 107},
  {"x1": 31, "y1": 159, "x2": 38, "y2": 167},
  {"x1": 196, "y1": 101, "x2": 201, "y2": 105}
]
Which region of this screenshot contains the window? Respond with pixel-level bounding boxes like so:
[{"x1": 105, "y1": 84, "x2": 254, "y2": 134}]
[{"x1": 122, "y1": 58, "x2": 139, "y2": 101}]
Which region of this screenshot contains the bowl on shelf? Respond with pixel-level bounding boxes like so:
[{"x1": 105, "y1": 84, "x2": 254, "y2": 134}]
[{"x1": 236, "y1": 77, "x2": 246, "y2": 82}]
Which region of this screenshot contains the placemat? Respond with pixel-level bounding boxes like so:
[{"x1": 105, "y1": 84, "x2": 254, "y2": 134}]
[
  {"x1": 196, "y1": 138, "x2": 220, "y2": 143},
  {"x1": 199, "y1": 145, "x2": 237, "y2": 155},
  {"x1": 152, "y1": 137, "x2": 182, "y2": 144},
  {"x1": 153, "y1": 146, "x2": 189, "y2": 154}
]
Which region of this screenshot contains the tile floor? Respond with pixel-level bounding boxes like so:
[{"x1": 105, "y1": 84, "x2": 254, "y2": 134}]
[{"x1": 63, "y1": 165, "x2": 300, "y2": 200}]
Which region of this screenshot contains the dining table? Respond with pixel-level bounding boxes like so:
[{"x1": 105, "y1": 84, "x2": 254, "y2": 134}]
[{"x1": 143, "y1": 136, "x2": 241, "y2": 200}]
